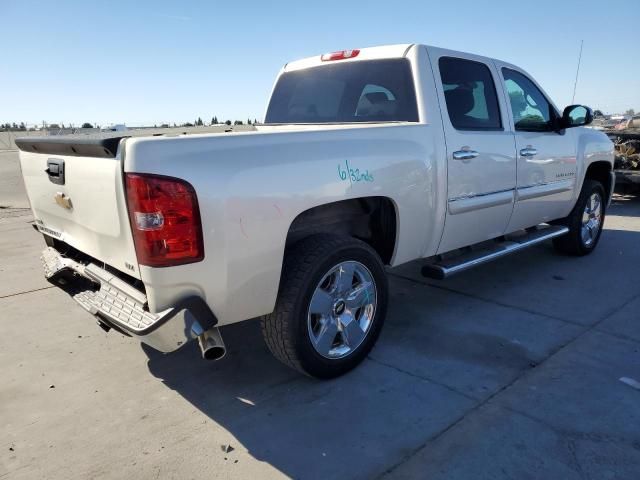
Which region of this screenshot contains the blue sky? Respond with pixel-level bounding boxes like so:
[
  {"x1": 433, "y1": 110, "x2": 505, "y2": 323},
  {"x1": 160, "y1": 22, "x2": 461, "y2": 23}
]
[{"x1": 2, "y1": 0, "x2": 638, "y2": 126}]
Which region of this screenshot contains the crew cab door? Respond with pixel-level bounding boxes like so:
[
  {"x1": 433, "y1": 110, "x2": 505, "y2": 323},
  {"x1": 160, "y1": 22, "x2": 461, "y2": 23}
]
[
  {"x1": 494, "y1": 63, "x2": 578, "y2": 232},
  {"x1": 429, "y1": 49, "x2": 517, "y2": 253}
]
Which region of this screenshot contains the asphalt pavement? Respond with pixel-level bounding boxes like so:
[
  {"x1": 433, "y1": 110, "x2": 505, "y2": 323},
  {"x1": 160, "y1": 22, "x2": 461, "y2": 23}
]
[{"x1": 1, "y1": 150, "x2": 639, "y2": 479}]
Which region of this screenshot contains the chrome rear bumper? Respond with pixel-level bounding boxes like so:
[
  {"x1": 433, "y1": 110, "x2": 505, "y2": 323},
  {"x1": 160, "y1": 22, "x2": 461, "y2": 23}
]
[{"x1": 41, "y1": 246, "x2": 217, "y2": 352}]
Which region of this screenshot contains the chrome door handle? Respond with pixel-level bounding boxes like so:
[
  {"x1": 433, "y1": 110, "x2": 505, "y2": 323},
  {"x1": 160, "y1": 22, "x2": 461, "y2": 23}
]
[
  {"x1": 452, "y1": 149, "x2": 479, "y2": 161},
  {"x1": 520, "y1": 147, "x2": 537, "y2": 157}
]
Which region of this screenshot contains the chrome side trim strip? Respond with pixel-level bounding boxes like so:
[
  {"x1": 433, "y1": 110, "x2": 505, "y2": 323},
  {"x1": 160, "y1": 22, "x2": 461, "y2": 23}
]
[
  {"x1": 516, "y1": 179, "x2": 574, "y2": 201},
  {"x1": 448, "y1": 189, "x2": 514, "y2": 215}
]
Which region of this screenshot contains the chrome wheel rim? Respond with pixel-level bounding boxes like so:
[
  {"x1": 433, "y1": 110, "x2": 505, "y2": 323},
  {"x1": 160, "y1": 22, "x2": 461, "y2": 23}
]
[
  {"x1": 581, "y1": 192, "x2": 602, "y2": 247},
  {"x1": 307, "y1": 261, "x2": 377, "y2": 359}
]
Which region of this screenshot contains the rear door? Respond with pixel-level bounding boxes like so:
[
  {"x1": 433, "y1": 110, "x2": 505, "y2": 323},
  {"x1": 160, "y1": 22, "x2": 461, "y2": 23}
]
[
  {"x1": 495, "y1": 64, "x2": 578, "y2": 232},
  {"x1": 428, "y1": 48, "x2": 517, "y2": 253}
]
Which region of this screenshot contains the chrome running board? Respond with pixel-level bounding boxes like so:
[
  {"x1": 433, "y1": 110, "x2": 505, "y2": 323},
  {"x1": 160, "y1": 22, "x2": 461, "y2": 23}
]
[{"x1": 421, "y1": 225, "x2": 569, "y2": 280}]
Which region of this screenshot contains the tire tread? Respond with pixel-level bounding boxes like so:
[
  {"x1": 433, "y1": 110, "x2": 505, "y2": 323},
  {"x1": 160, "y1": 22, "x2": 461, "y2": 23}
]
[
  {"x1": 261, "y1": 235, "x2": 383, "y2": 376},
  {"x1": 553, "y1": 179, "x2": 605, "y2": 256}
]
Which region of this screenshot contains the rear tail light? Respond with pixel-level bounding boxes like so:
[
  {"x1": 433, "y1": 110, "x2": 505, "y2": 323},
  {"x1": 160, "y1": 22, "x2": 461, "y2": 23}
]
[
  {"x1": 320, "y1": 49, "x2": 360, "y2": 61},
  {"x1": 125, "y1": 173, "x2": 204, "y2": 267}
]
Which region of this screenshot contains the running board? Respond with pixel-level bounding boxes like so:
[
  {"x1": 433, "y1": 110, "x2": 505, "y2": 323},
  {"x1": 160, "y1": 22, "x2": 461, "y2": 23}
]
[{"x1": 421, "y1": 225, "x2": 569, "y2": 280}]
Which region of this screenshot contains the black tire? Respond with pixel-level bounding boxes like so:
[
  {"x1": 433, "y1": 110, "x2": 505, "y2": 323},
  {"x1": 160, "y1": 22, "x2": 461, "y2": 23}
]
[
  {"x1": 553, "y1": 179, "x2": 606, "y2": 256},
  {"x1": 261, "y1": 234, "x2": 388, "y2": 378}
]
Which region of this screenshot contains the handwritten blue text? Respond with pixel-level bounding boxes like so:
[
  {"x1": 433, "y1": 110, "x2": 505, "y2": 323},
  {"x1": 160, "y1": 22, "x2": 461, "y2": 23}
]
[{"x1": 337, "y1": 160, "x2": 374, "y2": 184}]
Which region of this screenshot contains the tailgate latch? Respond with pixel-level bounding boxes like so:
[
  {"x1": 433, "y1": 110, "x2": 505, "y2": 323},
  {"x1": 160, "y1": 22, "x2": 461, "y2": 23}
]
[{"x1": 45, "y1": 158, "x2": 65, "y2": 185}]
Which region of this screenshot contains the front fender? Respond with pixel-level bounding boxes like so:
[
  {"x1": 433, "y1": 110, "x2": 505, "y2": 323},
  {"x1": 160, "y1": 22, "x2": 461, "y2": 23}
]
[{"x1": 574, "y1": 127, "x2": 615, "y2": 201}]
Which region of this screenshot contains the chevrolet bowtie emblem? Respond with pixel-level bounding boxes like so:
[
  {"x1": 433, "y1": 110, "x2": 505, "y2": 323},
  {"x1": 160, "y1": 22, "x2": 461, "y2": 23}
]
[{"x1": 54, "y1": 192, "x2": 72, "y2": 210}]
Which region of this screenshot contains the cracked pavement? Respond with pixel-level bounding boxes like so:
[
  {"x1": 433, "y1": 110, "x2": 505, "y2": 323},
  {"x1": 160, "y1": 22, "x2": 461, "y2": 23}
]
[{"x1": 1, "y1": 150, "x2": 639, "y2": 479}]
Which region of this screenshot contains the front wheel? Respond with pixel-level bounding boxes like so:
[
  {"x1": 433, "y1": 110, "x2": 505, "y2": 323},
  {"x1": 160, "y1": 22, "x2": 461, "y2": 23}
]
[
  {"x1": 553, "y1": 179, "x2": 606, "y2": 256},
  {"x1": 261, "y1": 234, "x2": 388, "y2": 378}
]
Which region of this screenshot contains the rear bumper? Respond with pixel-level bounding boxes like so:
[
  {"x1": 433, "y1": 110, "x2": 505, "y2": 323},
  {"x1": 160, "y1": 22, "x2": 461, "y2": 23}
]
[{"x1": 41, "y1": 247, "x2": 217, "y2": 352}]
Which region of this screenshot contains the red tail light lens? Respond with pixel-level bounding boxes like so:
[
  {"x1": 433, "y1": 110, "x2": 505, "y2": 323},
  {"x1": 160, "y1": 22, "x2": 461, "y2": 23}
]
[{"x1": 125, "y1": 173, "x2": 204, "y2": 267}]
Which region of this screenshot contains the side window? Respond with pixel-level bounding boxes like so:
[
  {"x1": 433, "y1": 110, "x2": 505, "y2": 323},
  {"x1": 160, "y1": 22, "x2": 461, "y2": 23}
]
[
  {"x1": 438, "y1": 57, "x2": 502, "y2": 131},
  {"x1": 502, "y1": 68, "x2": 554, "y2": 132}
]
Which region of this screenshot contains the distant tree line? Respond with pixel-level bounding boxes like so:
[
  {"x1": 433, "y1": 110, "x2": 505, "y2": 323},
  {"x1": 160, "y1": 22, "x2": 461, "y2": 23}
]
[
  {"x1": 177, "y1": 116, "x2": 260, "y2": 128},
  {"x1": 7, "y1": 107, "x2": 639, "y2": 133},
  {"x1": 0, "y1": 122, "x2": 27, "y2": 131},
  {"x1": 0, "y1": 122, "x2": 99, "y2": 131},
  {"x1": 1, "y1": 116, "x2": 262, "y2": 132}
]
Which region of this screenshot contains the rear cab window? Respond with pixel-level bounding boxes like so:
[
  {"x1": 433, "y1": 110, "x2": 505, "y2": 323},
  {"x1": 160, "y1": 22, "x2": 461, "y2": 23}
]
[
  {"x1": 265, "y1": 59, "x2": 419, "y2": 124},
  {"x1": 438, "y1": 57, "x2": 502, "y2": 131}
]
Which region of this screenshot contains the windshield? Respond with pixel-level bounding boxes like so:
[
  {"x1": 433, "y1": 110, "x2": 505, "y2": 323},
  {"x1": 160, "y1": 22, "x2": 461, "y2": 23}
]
[{"x1": 264, "y1": 59, "x2": 419, "y2": 124}]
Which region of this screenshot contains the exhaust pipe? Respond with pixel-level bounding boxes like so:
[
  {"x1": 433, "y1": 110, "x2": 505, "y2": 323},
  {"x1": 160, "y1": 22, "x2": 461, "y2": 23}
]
[{"x1": 197, "y1": 327, "x2": 227, "y2": 361}]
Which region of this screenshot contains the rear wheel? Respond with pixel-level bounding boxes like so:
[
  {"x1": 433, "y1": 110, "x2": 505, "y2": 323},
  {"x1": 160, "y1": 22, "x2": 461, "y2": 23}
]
[
  {"x1": 261, "y1": 234, "x2": 388, "y2": 378},
  {"x1": 553, "y1": 179, "x2": 605, "y2": 256}
]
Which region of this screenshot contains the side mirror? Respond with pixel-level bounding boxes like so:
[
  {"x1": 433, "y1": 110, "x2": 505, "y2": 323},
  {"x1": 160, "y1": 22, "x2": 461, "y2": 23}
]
[{"x1": 561, "y1": 105, "x2": 593, "y2": 128}]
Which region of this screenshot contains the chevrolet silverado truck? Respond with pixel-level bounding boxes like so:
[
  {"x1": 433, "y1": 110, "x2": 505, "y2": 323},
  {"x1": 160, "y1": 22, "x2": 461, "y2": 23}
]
[{"x1": 16, "y1": 44, "x2": 614, "y2": 378}]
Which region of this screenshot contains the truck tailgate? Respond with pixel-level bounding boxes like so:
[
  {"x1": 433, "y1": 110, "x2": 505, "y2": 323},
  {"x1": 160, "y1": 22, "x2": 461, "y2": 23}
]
[{"x1": 18, "y1": 148, "x2": 141, "y2": 280}]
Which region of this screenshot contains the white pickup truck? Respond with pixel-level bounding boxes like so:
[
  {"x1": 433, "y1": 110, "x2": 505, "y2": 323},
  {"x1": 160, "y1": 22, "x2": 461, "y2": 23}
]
[{"x1": 17, "y1": 44, "x2": 614, "y2": 378}]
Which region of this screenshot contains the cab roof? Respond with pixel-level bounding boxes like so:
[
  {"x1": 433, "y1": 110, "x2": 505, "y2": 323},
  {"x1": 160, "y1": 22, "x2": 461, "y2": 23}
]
[
  {"x1": 283, "y1": 43, "x2": 519, "y2": 74},
  {"x1": 283, "y1": 44, "x2": 415, "y2": 72}
]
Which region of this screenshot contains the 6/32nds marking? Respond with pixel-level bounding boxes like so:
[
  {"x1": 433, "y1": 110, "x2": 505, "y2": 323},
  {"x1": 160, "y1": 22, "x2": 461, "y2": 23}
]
[{"x1": 337, "y1": 160, "x2": 374, "y2": 184}]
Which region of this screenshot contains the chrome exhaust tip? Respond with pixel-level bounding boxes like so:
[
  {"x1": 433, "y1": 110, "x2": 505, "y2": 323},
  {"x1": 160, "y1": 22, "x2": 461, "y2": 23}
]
[{"x1": 197, "y1": 327, "x2": 226, "y2": 361}]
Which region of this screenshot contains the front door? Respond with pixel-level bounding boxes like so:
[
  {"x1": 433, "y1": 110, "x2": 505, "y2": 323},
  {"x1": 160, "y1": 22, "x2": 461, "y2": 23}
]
[
  {"x1": 429, "y1": 49, "x2": 517, "y2": 253},
  {"x1": 496, "y1": 65, "x2": 578, "y2": 232}
]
